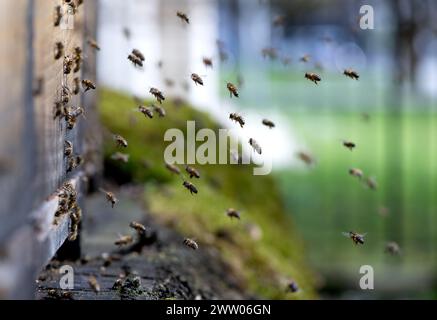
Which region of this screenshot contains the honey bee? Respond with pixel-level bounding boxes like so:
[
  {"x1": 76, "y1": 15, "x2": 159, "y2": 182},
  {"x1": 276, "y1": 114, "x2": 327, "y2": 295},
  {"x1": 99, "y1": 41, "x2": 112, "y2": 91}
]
[
  {"x1": 385, "y1": 241, "x2": 401, "y2": 255},
  {"x1": 112, "y1": 278, "x2": 123, "y2": 290},
  {"x1": 72, "y1": 77, "x2": 80, "y2": 95},
  {"x1": 66, "y1": 155, "x2": 83, "y2": 173},
  {"x1": 165, "y1": 163, "x2": 181, "y2": 175},
  {"x1": 131, "y1": 49, "x2": 145, "y2": 62},
  {"x1": 183, "y1": 238, "x2": 198, "y2": 250},
  {"x1": 149, "y1": 87, "x2": 165, "y2": 104},
  {"x1": 54, "y1": 42, "x2": 64, "y2": 60},
  {"x1": 349, "y1": 168, "x2": 363, "y2": 179},
  {"x1": 365, "y1": 177, "x2": 377, "y2": 190},
  {"x1": 304, "y1": 72, "x2": 321, "y2": 85},
  {"x1": 226, "y1": 82, "x2": 239, "y2": 98},
  {"x1": 134, "y1": 106, "x2": 151, "y2": 119},
  {"x1": 342, "y1": 231, "x2": 366, "y2": 245},
  {"x1": 128, "y1": 53, "x2": 143, "y2": 67},
  {"x1": 300, "y1": 54, "x2": 311, "y2": 63},
  {"x1": 153, "y1": 105, "x2": 166, "y2": 117},
  {"x1": 114, "y1": 234, "x2": 133, "y2": 246},
  {"x1": 229, "y1": 113, "x2": 245, "y2": 128},
  {"x1": 226, "y1": 208, "x2": 241, "y2": 220},
  {"x1": 262, "y1": 119, "x2": 275, "y2": 129},
  {"x1": 129, "y1": 221, "x2": 147, "y2": 234},
  {"x1": 183, "y1": 181, "x2": 198, "y2": 195},
  {"x1": 81, "y1": 79, "x2": 96, "y2": 92},
  {"x1": 261, "y1": 47, "x2": 278, "y2": 60},
  {"x1": 110, "y1": 152, "x2": 129, "y2": 163},
  {"x1": 100, "y1": 188, "x2": 118, "y2": 208},
  {"x1": 286, "y1": 280, "x2": 299, "y2": 293},
  {"x1": 176, "y1": 11, "x2": 190, "y2": 24},
  {"x1": 73, "y1": 46, "x2": 82, "y2": 73},
  {"x1": 203, "y1": 57, "x2": 213, "y2": 68},
  {"x1": 87, "y1": 38, "x2": 100, "y2": 51},
  {"x1": 249, "y1": 138, "x2": 262, "y2": 155},
  {"x1": 63, "y1": 55, "x2": 74, "y2": 74},
  {"x1": 191, "y1": 73, "x2": 204, "y2": 86},
  {"x1": 114, "y1": 134, "x2": 128, "y2": 148},
  {"x1": 88, "y1": 276, "x2": 100, "y2": 294},
  {"x1": 185, "y1": 165, "x2": 200, "y2": 179},
  {"x1": 60, "y1": 85, "x2": 71, "y2": 104},
  {"x1": 54, "y1": 5, "x2": 62, "y2": 27},
  {"x1": 344, "y1": 68, "x2": 360, "y2": 80},
  {"x1": 296, "y1": 151, "x2": 314, "y2": 166},
  {"x1": 342, "y1": 140, "x2": 356, "y2": 151}
]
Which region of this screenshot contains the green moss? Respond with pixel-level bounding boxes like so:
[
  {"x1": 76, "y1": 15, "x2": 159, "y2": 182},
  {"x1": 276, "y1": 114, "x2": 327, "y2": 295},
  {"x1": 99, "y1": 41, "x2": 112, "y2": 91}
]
[{"x1": 99, "y1": 88, "x2": 317, "y2": 299}]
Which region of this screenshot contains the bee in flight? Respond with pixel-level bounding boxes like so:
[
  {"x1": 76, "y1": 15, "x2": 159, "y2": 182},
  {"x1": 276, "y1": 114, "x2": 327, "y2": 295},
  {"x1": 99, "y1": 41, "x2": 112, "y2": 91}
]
[
  {"x1": 88, "y1": 276, "x2": 100, "y2": 294},
  {"x1": 176, "y1": 11, "x2": 190, "y2": 24},
  {"x1": 365, "y1": 176, "x2": 377, "y2": 190},
  {"x1": 191, "y1": 73, "x2": 204, "y2": 86},
  {"x1": 304, "y1": 72, "x2": 321, "y2": 85},
  {"x1": 87, "y1": 38, "x2": 100, "y2": 51},
  {"x1": 226, "y1": 82, "x2": 239, "y2": 98},
  {"x1": 81, "y1": 79, "x2": 96, "y2": 92},
  {"x1": 249, "y1": 138, "x2": 262, "y2": 155},
  {"x1": 296, "y1": 151, "x2": 314, "y2": 166},
  {"x1": 114, "y1": 134, "x2": 128, "y2": 148},
  {"x1": 183, "y1": 180, "x2": 198, "y2": 195},
  {"x1": 385, "y1": 241, "x2": 401, "y2": 255},
  {"x1": 100, "y1": 188, "x2": 118, "y2": 208},
  {"x1": 226, "y1": 208, "x2": 241, "y2": 220},
  {"x1": 342, "y1": 231, "x2": 366, "y2": 245},
  {"x1": 131, "y1": 49, "x2": 145, "y2": 62},
  {"x1": 149, "y1": 87, "x2": 165, "y2": 104},
  {"x1": 349, "y1": 168, "x2": 363, "y2": 179},
  {"x1": 111, "y1": 152, "x2": 129, "y2": 163},
  {"x1": 300, "y1": 54, "x2": 311, "y2": 63},
  {"x1": 262, "y1": 119, "x2": 275, "y2": 129},
  {"x1": 165, "y1": 163, "x2": 181, "y2": 175},
  {"x1": 344, "y1": 68, "x2": 359, "y2": 80},
  {"x1": 183, "y1": 238, "x2": 198, "y2": 250},
  {"x1": 342, "y1": 140, "x2": 356, "y2": 151},
  {"x1": 185, "y1": 165, "x2": 200, "y2": 179},
  {"x1": 129, "y1": 221, "x2": 147, "y2": 234},
  {"x1": 138, "y1": 105, "x2": 154, "y2": 119},
  {"x1": 153, "y1": 105, "x2": 166, "y2": 117},
  {"x1": 286, "y1": 280, "x2": 299, "y2": 293},
  {"x1": 202, "y1": 57, "x2": 213, "y2": 68},
  {"x1": 229, "y1": 113, "x2": 245, "y2": 128}
]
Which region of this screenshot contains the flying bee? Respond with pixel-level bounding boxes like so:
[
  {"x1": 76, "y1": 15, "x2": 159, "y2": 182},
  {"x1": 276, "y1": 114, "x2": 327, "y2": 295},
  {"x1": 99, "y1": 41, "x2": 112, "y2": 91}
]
[
  {"x1": 114, "y1": 234, "x2": 133, "y2": 246},
  {"x1": 165, "y1": 163, "x2": 180, "y2": 175},
  {"x1": 63, "y1": 55, "x2": 74, "y2": 74},
  {"x1": 54, "y1": 5, "x2": 62, "y2": 27},
  {"x1": 183, "y1": 180, "x2": 198, "y2": 195},
  {"x1": 81, "y1": 79, "x2": 96, "y2": 92},
  {"x1": 304, "y1": 72, "x2": 321, "y2": 85},
  {"x1": 136, "y1": 105, "x2": 152, "y2": 119},
  {"x1": 111, "y1": 152, "x2": 129, "y2": 163},
  {"x1": 114, "y1": 134, "x2": 128, "y2": 148},
  {"x1": 176, "y1": 11, "x2": 190, "y2": 24},
  {"x1": 149, "y1": 87, "x2": 165, "y2": 104},
  {"x1": 300, "y1": 54, "x2": 311, "y2": 63},
  {"x1": 131, "y1": 49, "x2": 145, "y2": 62},
  {"x1": 229, "y1": 113, "x2": 245, "y2": 128},
  {"x1": 153, "y1": 105, "x2": 166, "y2": 117},
  {"x1": 191, "y1": 73, "x2": 204, "y2": 86},
  {"x1": 202, "y1": 57, "x2": 213, "y2": 68},
  {"x1": 286, "y1": 280, "x2": 299, "y2": 293},
  {"x1": 183, "y1": 238, "x2": 198, "y2": 250},
  {"x1": 249, "y1": 138, "x2": 262, "y2": 155},
  {"x1": 261, "y1": 47, "x2": 278, "y2": 60},
  {"x1": 128, "y1": 54, "x2": 143, "y2": 67},
  {"x1": 385, "y1": 241, "x2": 401, "y2": 255},
  {"x1": 129, "y1": 221, "x2": 147, "y2": 234},
  {"x1": 262, "y1": 119, "x2": 275, "y2": 129},
  {"x1": 87, "y1": 38, "x2": 100, "y2": 51},
  {"x1": 342, "y1": 231, "x2": 366, "y2": 245},
  {"x1": 64, "y1": 140, "x2": 73, "y2": 156},
  {"x1": 296, "y1": 151, "x2": 314, "y2": 166},
  {"x1": 226, "y1": 208, "x2": 241, "y2": 220},
  {"x1": 344, "y1": 68, "x2": 360, "y2": 80},
  {"x1": 72, "y1": 77, "x2": 80, "y2": 95},
  {"x1": 226, "y1": 82, "x2": 239, "y2": 98},
  {"x1": 53, "y1": 101, "x2": 65, "y2": 120},
  {"x1": 185, "y1": 165, "x2": 200, "y2": 179},
  {"x1": 100, "y1": 188, "x2": 118, "y2": 208},
  {"x1": 54, "y1": 42, "x2": 64, "y2": 60},
  {"x1": 88, "y1": 276, "x2": 100, "y2": 294},
  {"x1": 281, "y1": 56, "x2": 292, "y2": 66},
  {"x1": 365, "y1": 176, "x2": 377, "y2": 190},
  {"x1": 342, "y1": 140, "x2": 356, "y2": 151},
  {"x1": 219, "y1": 49, "x2": 228, "y2": 62},
  {"x1": 349, "y1": 168, "x2": 363, "y2": 179}
]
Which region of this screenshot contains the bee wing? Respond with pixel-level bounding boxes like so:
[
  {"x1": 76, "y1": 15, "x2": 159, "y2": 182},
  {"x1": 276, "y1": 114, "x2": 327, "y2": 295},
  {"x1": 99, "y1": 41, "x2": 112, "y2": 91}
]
[
  {"x1": 361, "y1": 233, "x2": 367, "y2": 238},
  {"x1": 341, "y1": 232, "x2": 350, "y2": 238}
]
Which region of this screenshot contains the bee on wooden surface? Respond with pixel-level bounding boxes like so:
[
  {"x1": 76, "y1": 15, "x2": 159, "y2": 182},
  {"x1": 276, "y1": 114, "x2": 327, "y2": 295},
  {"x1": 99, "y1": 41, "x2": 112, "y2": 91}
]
[
  {"x1": 66, "y1": 155, "x2": 83, "y2": 173},
  {"x1": 149, "y1": 87, "x2": 165, "y2": 104},
  {"x1": 114, "y1": 234, "x2": 133, "y2": 246},
  {"x1": 73, "y1": 46, "x2": 82, "y2": 73},
  {"x1": 349, "y1": 168, "x2": 363, "y2": 179},
  {"x1": 129, "y1": 221, "x2": 147, "y2": 234},
  {"x1": 72, "y1": 77, "x2": 80, "y2": 95},
  {"x1": 365, "y1": 176, "x2": 377, "y2": 190},
  {"x1": 65, "y1": 106, "x2": 85, "y2": 130},
  {"x1": 54, "y1": 42, "x2": 64, "y2": 60},
  {"x1": 33, "y1": 77, "x2": 44, "y2": 96},
  {"x1": 344, "y1": 68, "x2": 359, "y2": 80},
  {"x1": 185, "y1": 165, "x2": 200, "y2": 179},
  {"x1": 304, "y1": 72, "x2": 321, "y2": 85},
  {"x1": 249, "y1": 138, "x2": 262, "y2": 155},
  {"x1": 226, "y1": 208, "x2": 241, "y2": 220},
  {"x1": 191, "y1": 73, "x2": 204, "y2": 86},
  {"x1": 226, "y1": 82, "x2": 239, "y2": 98},
  {"x1": 53, "y1": 101, "x2": 65, "y2": 120},
  {"x1": 202, "y1": 57, "x2": 213, "y2": 68},
  {"x1": 60, "y1": 85, "x2": 71, "y2": 104},
  {"x1": 262, "y1": 119, "x2": 275, "y2": 129},
  {"x1": 81, "y1": 79, "x2": 96, "y2": 92},
  {"x1": 114, "y1": 134, "x2": 128, "y2": 148},
  {"x1": 63, "y1": 55, "x2": 74, "y2": 74},
  {"x1": 286, "y1": 280, "x2": 299, "y2": 293},
  {"x1": 342, "y1": 140, "x2": 356, "y2": 151},
  {"x1": 300, "y1": 54, "x2": 311, "y2": 63},
  {"x1": 100, "y1": 188, "x2": 118, "y2": 208},
  {"x1": 112, "y1": 278, "x2": 123, "y2": 290},
  {"x1": 110, "y1": 152, "x2": 129, "y2": 163},
  {"x1": 131, "y1": 49, "x2": 145, "y2": 62},
  {"x1": 165, "y1": 163, "x2": 180, "y2": 175},
  {"x1": 88, "y1": 276, "x2": 100, "y2": 294},
  {"x1": 342, "y1": 231, "x2": 366, "y2": 245},
  {"x1": 273, "y1": 14, "x2": 286, "y2": 27},
  {"x1": 296, "y1": 151, "x2": 314, "y2": 166},
  {"x1": 183, "y1": 180, "x2": 198, "y2": 195},
  {"x1": 385, "y1": 241, "x2": 401, "y2": 255},
  {"x1": 128, "y1": 53, "x2": 143, "y2": 67},
  {"x1": 138, "y1": 105, "x2": 153, "y2": 119},
  {"x1": 153, "y1": 104, "x2": 166, "y2": 117},
  {"x1": 176, "y1": 11, "x2": 190, "y2": 24},
  {"x1": 87, "y1": 38, "x2": 100, "y2": 51},
  {"x1": 54, "y1": 5, "x2": 62, "y2": 27},
  {"x1": 64, "y1": 141, "x2": 73, "y2": 156},
  {"x1": 183, "y1": 238, "x2": 198, "y2": 250},
  {"x1": 229, "y1": 113, "x2": 245, "y2": 128}
]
